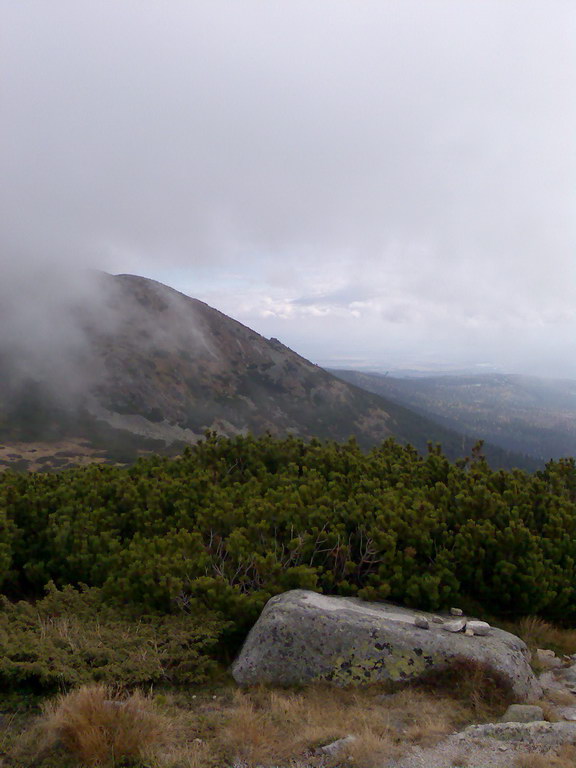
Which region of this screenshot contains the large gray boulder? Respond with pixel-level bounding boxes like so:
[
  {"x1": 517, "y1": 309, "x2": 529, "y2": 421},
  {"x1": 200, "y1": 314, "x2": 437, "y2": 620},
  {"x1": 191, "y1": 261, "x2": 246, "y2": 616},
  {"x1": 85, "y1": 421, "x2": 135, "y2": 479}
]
[{"x1": 231, "y1": 590, "x2": 541, "y2": 701}]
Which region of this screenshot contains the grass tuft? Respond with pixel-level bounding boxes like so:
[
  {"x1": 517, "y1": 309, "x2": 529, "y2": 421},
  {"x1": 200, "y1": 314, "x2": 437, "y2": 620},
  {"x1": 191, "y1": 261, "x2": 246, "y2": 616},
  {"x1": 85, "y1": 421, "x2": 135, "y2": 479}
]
[
  {"x1": 37, "y1": 684, "x2": 167, "y2": 766},
  {"x1": 410, "y1": 658, "x2": 515, "y2": 719},
  {"x1": 510, "y1": 617, "x2": 576, "y2": 657}
]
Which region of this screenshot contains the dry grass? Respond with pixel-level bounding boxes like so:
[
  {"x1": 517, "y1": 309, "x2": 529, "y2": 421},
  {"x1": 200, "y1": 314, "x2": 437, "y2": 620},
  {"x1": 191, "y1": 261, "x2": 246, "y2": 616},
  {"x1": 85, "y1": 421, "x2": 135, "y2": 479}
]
[
  {"x1": 556, "y1": 745, "x2": 576, "y2": 766},
  {"x1": 450, "y1": 751, "x2": 471, "y2": 767},
  {"x1": 206, "y1": 683, "x2": 491, "y2": 768},
  {"x1": 151, "y1": 738, "x2": 215, "y2": 768},
  {"x1": 345, "y1": 726, "x2": 398, "y2": 768},
  {"x1": 535, "y1": 698, "x2": 562, "y2": 722},
  {"x1": 410, "y1": 658, "x2": 515, "y2": 721},
  {"x1": 512, "y1": 617, "x2": 576, "y2": 657},
  {"x1": 36, "y1": 684, "x2": 168, "y2": 766},
  {"x1": 545, "y1": 688, "x2": 576, "y2": 707},
  {"x1": 9, "y1": 666, "x2": 512, "y2": 768},
  {"x1": 0, "y1": 438, "x2": 107, "y2": 472},
  {"x1": 516, "y1": 744, "x2": 576, "y2": 768}
]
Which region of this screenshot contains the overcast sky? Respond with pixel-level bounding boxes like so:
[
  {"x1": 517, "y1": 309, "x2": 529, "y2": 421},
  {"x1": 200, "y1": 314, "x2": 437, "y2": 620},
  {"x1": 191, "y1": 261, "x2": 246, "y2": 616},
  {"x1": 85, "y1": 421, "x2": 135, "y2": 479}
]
[{"x1": 2, "y1": 1, "x2": 575, "y2": 376}]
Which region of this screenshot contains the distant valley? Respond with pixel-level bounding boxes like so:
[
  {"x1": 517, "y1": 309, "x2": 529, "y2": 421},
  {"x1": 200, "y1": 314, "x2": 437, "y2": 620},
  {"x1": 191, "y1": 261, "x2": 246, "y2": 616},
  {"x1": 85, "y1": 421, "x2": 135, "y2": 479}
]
[{"x1": 331, "y1": 369, "x2": 576, "y2": 464}]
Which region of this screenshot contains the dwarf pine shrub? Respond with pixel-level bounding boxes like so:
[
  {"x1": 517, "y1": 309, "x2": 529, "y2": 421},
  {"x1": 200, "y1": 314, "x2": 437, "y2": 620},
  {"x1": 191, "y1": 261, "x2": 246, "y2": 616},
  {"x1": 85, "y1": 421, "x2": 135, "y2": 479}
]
[
  {"x1": 0, "y1": 584, "x2": 223, "y2": 691},
  {"x1": 0, "y1": 434, "x2": 575, "y2": 655}
]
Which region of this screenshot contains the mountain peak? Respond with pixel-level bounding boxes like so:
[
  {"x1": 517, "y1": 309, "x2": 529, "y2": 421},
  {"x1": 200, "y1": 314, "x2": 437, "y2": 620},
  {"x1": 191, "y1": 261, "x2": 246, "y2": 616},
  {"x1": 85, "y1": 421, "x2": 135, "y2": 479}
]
[{"x1": 0, "y1": 272, "x2": 534, "y2": 471}]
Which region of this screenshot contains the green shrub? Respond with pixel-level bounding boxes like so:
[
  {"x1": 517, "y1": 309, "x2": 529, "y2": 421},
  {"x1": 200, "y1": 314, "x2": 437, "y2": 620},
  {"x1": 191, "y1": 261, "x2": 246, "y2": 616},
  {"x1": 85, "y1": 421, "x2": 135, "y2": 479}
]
[
  {"x1": 0, "y1": 584, "x2": 224, "y2": 691},
  {"x1": 1, "y1": 434, "x2": 576, "y2": 653}
]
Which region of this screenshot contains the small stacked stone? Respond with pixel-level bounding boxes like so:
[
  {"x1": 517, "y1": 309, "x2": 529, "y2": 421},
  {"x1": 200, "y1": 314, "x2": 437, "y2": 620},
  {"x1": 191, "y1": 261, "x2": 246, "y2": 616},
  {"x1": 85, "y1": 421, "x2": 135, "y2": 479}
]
[{"x1": 413, "y1": 607, "x2": 491, "y2": 636}]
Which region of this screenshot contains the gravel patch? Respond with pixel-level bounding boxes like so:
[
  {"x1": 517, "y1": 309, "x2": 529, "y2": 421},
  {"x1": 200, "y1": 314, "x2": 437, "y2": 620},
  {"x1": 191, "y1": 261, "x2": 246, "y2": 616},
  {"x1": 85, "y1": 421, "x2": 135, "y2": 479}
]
[
  {"x1": 387, "y1": 733, "x2": 553, "y2": 768},
  {"x1": 384, "y1": 721, "x2": 576, "y2": 768}
]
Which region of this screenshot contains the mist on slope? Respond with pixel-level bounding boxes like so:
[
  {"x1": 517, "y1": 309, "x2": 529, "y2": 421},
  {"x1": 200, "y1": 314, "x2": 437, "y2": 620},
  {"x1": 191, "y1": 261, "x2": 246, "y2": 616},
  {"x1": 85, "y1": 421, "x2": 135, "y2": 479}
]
[
  {"x1": 1, "y1": 1, "x2": 574, "y2": 377},
  {"x1": 0, "y1": 267, "x2": 213, "y2": 412}
]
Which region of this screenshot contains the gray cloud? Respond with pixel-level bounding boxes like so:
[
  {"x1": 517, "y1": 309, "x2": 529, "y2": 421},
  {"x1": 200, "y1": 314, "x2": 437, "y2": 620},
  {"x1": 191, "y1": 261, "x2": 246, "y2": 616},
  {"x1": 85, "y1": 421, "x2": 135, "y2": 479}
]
[{"x1": 1, "y1": 0, "x2": 575, "y2": 376}]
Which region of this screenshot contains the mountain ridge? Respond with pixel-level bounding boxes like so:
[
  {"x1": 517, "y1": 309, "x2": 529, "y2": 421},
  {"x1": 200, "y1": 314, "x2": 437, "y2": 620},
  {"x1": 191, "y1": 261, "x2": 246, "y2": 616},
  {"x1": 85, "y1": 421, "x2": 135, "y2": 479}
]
[{"x1": 0, "y1": 273, "x2": 538, "y2": 471}]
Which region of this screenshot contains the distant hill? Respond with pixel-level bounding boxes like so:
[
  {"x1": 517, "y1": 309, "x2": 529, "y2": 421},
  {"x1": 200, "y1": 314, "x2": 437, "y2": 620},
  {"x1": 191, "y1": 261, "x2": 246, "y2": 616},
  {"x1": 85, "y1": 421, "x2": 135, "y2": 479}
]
[
  {"x1": 330, "y1": 369, "x2": 576, "y2": 463},
  {"x1": 0, "y1": 273, "x2": 537, "y2": 471}
]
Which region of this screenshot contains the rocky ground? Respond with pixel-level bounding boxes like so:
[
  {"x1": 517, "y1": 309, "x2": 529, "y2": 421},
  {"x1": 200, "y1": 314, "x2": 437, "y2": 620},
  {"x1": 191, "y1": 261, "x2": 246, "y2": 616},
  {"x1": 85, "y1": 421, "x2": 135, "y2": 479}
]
[
  {"x1": 6, "y1": 591, "x2": 576, "y2": 767},
  {"x1": 7, "y1": 650, "x2": 576, "y2": 768},
  {"x1": 225, "y1": 591, "x2": 576, "y2": 767},
  {"x1": 312, "y1": 651, "x2": 576, "y2": 768}
]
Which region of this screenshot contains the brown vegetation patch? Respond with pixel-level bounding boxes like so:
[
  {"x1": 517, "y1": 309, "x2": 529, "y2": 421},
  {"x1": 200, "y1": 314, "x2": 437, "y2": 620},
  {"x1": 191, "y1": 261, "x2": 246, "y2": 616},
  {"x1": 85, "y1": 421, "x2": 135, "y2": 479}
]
[
  {"x1": 1, "y1": 676, "x2": 524, "y2": 768},
  {"x1": 154, "y1": 682, "x2": 502, "y2": 768},
  {"x1": 512, "y1": 616, "x2": 576, "y2": 658},
  {"x1": 409, "y1": 658, "x2": 515, "y2": 719},
  {"x1": 515, "y1": 744, "x2": 576, "y2": 768},
  {"x1": 0, "y1": 438, "x2": 107, "y2": 471},
  {"x1": 28, "y1": 685, "x2": 167, "y2": 766}
]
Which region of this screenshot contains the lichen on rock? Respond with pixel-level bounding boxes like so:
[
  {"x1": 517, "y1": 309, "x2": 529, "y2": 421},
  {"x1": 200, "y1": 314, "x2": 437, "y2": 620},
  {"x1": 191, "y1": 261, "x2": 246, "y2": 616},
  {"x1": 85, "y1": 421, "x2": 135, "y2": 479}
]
[{"x1": 231, "y1": 590, "x2": 541, "y2": 702}]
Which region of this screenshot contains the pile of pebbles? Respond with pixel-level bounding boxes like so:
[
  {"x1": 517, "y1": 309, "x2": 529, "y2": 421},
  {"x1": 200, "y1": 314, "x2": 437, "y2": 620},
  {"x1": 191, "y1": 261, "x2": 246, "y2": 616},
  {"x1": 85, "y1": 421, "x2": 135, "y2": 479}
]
[{"x1": 413, "y1": 607, "x2": 491, "y2": 636}]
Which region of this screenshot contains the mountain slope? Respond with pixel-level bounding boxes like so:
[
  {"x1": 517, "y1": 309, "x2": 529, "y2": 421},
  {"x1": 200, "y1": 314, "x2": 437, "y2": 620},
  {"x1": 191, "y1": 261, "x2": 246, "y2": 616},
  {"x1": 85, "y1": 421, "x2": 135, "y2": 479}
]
[{"x1": 0, "y1": 273, "x2": 537, "y2": 470}]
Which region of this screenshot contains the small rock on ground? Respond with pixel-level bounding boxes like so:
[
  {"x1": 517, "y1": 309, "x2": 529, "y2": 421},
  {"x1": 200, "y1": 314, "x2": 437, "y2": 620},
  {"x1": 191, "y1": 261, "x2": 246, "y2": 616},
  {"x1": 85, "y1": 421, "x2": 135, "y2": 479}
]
[
  {"x1": 467, "y1": 620, "x2": 491, "y2": 636},
  {"x1": 536, "y1": 648, "x2": 562, "y2": 669},
  {"x1": 556, "y1": 663, "x2": 576, "y2": 684},
  {"x1": 442, "y1": 618, "x2": 466, "y2": 633},
  {"x1": 501, "y1": 704, "x2": 544, "y2": 723},
  {"x1": 317, "y1": 734, "x2": 356, "y2": 755}
]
